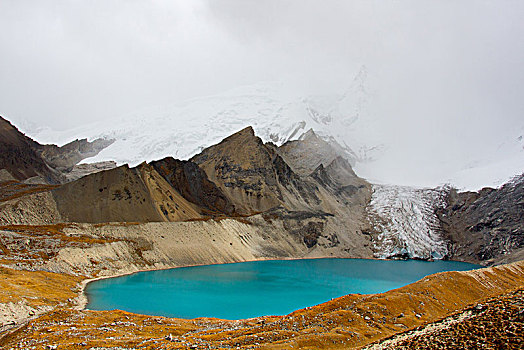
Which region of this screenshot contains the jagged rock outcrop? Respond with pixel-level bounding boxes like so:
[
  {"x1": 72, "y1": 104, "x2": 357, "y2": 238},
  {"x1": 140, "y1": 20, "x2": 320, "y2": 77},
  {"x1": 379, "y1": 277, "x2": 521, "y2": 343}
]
[
  {"x1": 39, "y1": 138, "x2": 114, "y2": 172},
  {"x1": 310, "y1": 156, "x2": 365, "y2": 199},
  {"x1": 437, "y1": 174, "x2": 524, "y2": 265},
  {"x1": 190, "y1": 126, "x2": 322, "y2": 215},
  {"x1": 0, "y1": 116, "x2": 113, "y2": 184},
  {"x1": 151, "y1": 157, "x2": 236, "y2": 216},
  {"x1": 278, "y1": 129, "x2": 355, "y2": 176}
]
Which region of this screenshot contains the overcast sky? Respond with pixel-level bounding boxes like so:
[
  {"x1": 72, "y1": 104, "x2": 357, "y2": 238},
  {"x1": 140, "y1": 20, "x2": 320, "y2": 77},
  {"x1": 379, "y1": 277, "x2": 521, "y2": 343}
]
[{"x1": 1, "y1": 1, "x2": 523, "y2": 164}]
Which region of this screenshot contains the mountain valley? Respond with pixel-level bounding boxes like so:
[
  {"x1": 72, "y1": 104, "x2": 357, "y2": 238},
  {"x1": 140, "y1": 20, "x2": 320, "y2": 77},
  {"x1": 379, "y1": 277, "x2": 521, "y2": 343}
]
[{"x1": 0, "y1": 116, "x2": 522, "y2": 348}]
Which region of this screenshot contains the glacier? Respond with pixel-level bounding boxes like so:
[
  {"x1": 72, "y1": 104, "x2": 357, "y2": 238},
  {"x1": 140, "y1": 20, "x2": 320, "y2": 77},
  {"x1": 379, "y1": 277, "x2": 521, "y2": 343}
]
[{"x1": 367, "y1": 184, "x2": 450, "y2": 260}]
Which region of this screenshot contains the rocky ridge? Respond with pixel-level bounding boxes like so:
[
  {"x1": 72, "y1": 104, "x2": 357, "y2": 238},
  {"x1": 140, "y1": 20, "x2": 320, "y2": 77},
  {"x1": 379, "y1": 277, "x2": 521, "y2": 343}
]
[
  {"x1": 438, "y1": 174, "x2": 524, "y2": 265},
  {"x1": 0, "y1": 116, "x2": 113, "y2": 184},
  {"x1": 1, "y1": 122, "x2": 523, "y2": 265}
]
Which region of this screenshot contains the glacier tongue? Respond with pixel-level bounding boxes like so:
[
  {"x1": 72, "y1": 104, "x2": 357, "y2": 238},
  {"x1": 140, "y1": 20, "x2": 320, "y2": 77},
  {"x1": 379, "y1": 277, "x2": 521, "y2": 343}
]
[{"x1": 367, "y1": 184, "x2": 449, "y2": 260}]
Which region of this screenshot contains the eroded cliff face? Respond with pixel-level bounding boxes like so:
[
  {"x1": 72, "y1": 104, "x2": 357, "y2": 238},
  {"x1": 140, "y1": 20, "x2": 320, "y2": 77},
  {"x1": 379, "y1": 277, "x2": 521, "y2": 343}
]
[
  {"x1": 41, "y1": 217, "x2": 372, "y2": 279},
  {"x1": 437, "y1": 174, "x2": 524, "y2": 265},
  {"x1": 151, "y1": 157, "x2": 236, "y2": 216}
]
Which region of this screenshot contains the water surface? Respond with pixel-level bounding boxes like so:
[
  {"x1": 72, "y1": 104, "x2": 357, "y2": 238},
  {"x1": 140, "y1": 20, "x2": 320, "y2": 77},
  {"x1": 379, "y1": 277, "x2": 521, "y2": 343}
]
[{"x1": 86, "y1": 258, "x2": 479, "y2": 319}]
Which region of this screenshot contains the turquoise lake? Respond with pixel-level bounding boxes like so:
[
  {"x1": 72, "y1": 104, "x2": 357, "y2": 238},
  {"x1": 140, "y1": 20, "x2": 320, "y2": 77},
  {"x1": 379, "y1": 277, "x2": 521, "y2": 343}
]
[{"x1": 85, "y1": 258, "x2": 479, "y2": 320}]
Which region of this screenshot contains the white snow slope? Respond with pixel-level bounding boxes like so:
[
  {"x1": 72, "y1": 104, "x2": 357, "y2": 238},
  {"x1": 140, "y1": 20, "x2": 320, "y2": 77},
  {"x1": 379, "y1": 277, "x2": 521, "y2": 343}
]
[
  {"x1": 26, "y1": 67, "x2": 385, "y2": 173},
  {"x1": 23, "y1": 67, "x2": 523, "y2": 191}
]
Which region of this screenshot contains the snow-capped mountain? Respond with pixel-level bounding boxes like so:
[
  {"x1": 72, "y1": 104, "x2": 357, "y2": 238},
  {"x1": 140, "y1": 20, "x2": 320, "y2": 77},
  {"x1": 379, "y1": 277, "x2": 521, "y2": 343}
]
[
  {"x1": 27, "y1": 66, "x2": 384, "y2": 167},
  {"x1": 22, "y1": 66, "x2": 523, "y2": 191}
]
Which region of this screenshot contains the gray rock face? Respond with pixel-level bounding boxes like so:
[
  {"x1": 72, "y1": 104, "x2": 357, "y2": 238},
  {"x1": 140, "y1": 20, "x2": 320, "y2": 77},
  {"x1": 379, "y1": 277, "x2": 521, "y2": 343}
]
[
  {"x1": 278, "y1": 129, "x2": 355, "y2": 176},
  {"x1": 64, "y1": 161, "x2": 118, "y2": 182},
  {"x1": 39, "y1": 138, "x2": 115, "y2": 172},
  {"x1": 151, "y1": 157, "x2": 236, "y2": 216},
  {"x1": 437, "y1": 174, "x2": 524, "y2": 264}
]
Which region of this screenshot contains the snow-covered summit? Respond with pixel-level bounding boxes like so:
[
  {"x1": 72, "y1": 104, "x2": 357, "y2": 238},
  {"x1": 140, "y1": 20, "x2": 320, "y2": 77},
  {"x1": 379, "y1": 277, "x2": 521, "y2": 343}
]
[
  {"x1": 22, "y1": 66, "x2": 523, "y2": 191},
  {"x1": 27, "y1": 68, "x2": 385, "y2": 170}
]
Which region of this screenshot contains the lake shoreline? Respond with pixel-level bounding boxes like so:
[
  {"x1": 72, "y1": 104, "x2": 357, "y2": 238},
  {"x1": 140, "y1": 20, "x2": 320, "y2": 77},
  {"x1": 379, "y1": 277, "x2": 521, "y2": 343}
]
[{"x1": 80, "y1": 257, "x2": 481, "y2": 319}]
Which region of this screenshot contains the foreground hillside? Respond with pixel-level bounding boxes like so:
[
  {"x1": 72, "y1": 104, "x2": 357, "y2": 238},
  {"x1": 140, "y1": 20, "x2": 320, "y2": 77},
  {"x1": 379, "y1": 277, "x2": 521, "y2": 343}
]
[
  {"x1": 364, "y1": 287, "x2": 523, "y2": 350},
  {"x1": 1, "y1": 260, "x2": 522, "y2": 349}
]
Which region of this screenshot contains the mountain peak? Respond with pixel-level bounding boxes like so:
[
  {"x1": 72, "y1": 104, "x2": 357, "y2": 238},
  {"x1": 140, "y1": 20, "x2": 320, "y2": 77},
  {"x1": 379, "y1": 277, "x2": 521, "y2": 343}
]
[
  {"x1": 225, "y1": 126, "x2": 256, "y2": 140},
  {"x1": 299, "y1": 128, "x2": 319, "y2": 141},
  {"x1": 239, "y1": 125, "x2": 255, "y2": 135}
]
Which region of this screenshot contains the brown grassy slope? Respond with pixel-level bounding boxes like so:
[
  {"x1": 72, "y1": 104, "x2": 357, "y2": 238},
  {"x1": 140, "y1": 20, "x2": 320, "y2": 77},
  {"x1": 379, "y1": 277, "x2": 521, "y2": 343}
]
[
  {"x1": 363, "y1": 287, "x2": 523, "y2": 349},
  {"x1": 0, "y1": 267, "x2": 82, "y2": 307},
  {"x1": 1, "y1": 260, "x2": 522, "y2": 349}
]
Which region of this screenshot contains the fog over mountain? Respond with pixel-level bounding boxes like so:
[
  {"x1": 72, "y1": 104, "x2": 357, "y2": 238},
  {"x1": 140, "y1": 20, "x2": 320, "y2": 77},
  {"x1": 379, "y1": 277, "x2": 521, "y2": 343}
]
[{"x1": 1, "y1": 1, "x2": 523, "y2": 189}]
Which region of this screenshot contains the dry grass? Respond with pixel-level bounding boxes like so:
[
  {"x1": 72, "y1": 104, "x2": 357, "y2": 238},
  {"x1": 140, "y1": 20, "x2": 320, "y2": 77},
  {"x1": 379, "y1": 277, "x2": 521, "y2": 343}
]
[
  {"x1": 362, "y1": 287, "x2": 524, "y2": 349},
  {"x1": 0, "y1": 267, "x2": 83, "y2": 307},
  {"x1": 0, "y1": 181, "x2": 58, "y2": 202}
]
